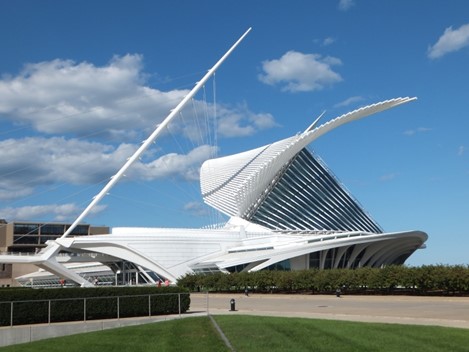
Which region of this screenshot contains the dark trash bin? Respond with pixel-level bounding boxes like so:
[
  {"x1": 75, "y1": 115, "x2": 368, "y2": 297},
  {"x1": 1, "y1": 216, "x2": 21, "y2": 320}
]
[{"x1": 230, "y1": 298, "x2": 236, "y2": 311}]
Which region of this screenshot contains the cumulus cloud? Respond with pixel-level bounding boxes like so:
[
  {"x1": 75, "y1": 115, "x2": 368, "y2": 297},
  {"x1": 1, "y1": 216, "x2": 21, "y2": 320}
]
[
  {"x1": 258, "y1": 51, "x2": 342, "y2": 92},
  {"x1": 165, "y1": 102, "x2": 278, "y2": 142},
  {"x1": 338, "y1": 0, "x2": 355, "y2": 11},
  {"x1": 0, "y1": 137, "x2": 128, "y2": 191},
  {"x1": 0, "y1": 54, "x2": 279, "y2": 222},
  {"x1": 0, "y1": 186, "x2": 34, "y2": 202},
  {"x1": 0, "y1": 136, "x2": 219, "y2": 202},
  {"x1": 0, "y1": 55, "x2": 174, "y2": 138},
  {"x1": 0, "y1": 203, "x2": 107, "y2": 222},
  {"x1": 216, "y1": 103, "x2": 278, "y2": 138},
  {"x1": 0, "y1": 55, "x2": 275, "y2": 140},
  {"x1": 131, "y1": 144, "x2": 218, "y2": 181},
  {"x1": 428, "y1": 23, "x2": 469, "y2": 59}
]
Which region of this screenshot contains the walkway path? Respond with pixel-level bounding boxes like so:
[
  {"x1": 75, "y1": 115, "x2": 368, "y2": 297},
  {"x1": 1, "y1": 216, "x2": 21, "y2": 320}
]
[{"x1": 190, "y1": 293, "x2": 469, "y2": 329}]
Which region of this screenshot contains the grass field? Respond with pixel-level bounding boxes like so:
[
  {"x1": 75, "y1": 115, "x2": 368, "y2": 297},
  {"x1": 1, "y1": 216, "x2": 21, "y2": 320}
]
[
  {"x1": 215, "y1": 315, "x2": 469, "y2": 352},
  {"x1": 1, "y1": 315, "x2": 469, "y2": 352}
]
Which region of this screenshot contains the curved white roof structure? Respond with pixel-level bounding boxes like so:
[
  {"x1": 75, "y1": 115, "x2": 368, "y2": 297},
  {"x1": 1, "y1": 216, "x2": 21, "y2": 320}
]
[{"x1": 201, "y1": 97, "x2": 415, "y2": 220}]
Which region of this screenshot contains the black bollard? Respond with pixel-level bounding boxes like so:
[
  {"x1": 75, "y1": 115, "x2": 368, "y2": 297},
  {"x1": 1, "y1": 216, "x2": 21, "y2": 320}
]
[{"x1": 230, "y1": 298, "x2": 236, "y2": 311}]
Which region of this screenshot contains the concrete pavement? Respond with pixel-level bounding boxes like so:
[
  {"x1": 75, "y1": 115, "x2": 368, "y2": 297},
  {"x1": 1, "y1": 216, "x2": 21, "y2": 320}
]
[{"x1": 189, "y1": 292, "x2": 469, "y2": 329}]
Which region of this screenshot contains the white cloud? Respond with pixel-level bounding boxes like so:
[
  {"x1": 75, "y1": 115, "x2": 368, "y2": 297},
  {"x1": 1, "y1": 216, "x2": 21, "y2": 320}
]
[
  {"x1": 0, "y1": 55, "x2": 173, "y2": 137},
  {"x1": 403, "y1": 127, "x2": 431, "y2": 136},
  {"x1": 166, "y1": 102, "x2": 277, "y2": 141},
  {"x1": 0, "y1": 187, "x2": 34, "y2": 202},
  {"x1": 428, "y1": 23, "x2": 469, "y2": 59},
  {"x1": 0, "y1": 136, "x2": 217, "y2": 201},
  {"x1": 418, "y1": 127, "x2": 432, "y2": 133},
  {"x1": 218, "y1": 112, "x2": 255, "y2": 137},
  {"x1": 252, "y1": 112, "x2": 278, "y2": 130},
  {"x1": 0, "y1": 54, "x2": 279, "y2": 220},
  {"x1": 380, "y1": 173, "x2": 399, "y2": 182},
  {"x1": 0, "y1": 137, "x2": 127, "y2": 190},
  {"x1": 334, "y1": 96, "x2": 364, "y2": 108},
  {"x1": 0, "y1": 55, "x2": 275, "y2": 140},
  {"x1": 132, "y1": 144, "x2": 218, "y2": 181},
  {"x1": 458, "y1": 145, "x2": 465, "y2": 156},
  {"x1": 313, "y1": 37, "x2": 337, "y2": 46},
  {"x1": 323, "y1": 37, "x2": 336, "y2": 46},
  {"x1": 0, "y1": 203, "x2": 107, "y2": 222},
  {"x1": 258, "y1": 51, "x2": 343, "y2": 92},
  {"x1": 216, "y1": 103, "x2": 278, "y2": 137},
  {"x1": 183, "y1": 201, "x2": 211, "y2": 217},
  {"x1": 338, "y1": 0, "x2": 355, "y2": 11}
]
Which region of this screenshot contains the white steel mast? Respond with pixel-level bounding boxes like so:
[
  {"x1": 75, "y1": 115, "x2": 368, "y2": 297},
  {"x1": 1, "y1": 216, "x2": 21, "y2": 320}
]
[{"x1": 60, "y1": 27, "x2": 252, "y2": 239}]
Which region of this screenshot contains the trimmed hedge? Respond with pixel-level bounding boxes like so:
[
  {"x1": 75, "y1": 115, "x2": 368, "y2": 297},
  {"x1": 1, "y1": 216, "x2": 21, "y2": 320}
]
[
  {"x1": 0, "y1": 286, "x2": 189, "y2": 326},
  {"x1": 178, "y1": 265, "x2": 469, "y2": 296}
]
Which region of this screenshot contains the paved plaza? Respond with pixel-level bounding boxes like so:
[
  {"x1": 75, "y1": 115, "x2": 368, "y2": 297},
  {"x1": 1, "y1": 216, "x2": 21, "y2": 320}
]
[{"x1": 189, "y1": 292, "x2": 469, "y2": 329}]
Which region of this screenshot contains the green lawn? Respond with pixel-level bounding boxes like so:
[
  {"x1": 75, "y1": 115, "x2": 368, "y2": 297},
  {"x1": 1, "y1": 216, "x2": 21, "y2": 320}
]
[
  {"x1": 0, "y1": 317, "x2": 227, "y2": 352},
  {"x1": 215, "y1": 315, "x2": 469, "y2": 352},
  {"x1": 2, "y1": 316, "x2": 469, "y2": 352}
]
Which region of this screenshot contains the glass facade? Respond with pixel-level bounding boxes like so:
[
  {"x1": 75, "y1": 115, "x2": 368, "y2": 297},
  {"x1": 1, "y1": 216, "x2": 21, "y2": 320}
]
[
  {"x1": 225, "y1": 263, "x2": 250, "y2": 273},
  {"x1": 13, "y1": 223, "x2": 39, "y2": 234},
  {"x1": 13, "y1": 223, "x2": 40, "y2": 246},
  {"x1": 307, "y1": 245, "x2": 371, "y2": 270},
  {"x1": 11, "y1": 222, "x2": 91, "y2": 251},
  {"x1": 265, "y1": 259, "x2": 291, "y2": 271}
]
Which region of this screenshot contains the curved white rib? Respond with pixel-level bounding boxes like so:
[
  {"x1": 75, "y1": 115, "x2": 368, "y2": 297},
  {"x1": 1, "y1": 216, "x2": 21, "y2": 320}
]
[{"x1": 201, "y1": 97, "x2": 416, "y2": 217}]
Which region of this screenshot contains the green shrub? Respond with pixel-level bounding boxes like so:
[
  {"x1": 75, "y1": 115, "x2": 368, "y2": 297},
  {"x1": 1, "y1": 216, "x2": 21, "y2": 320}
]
[
  {"x1": 178, "y1": 265, "x2": 469, "y2": 296},
  {"x1": 0, "y1": 286, "x2": 189, "y2": 326}
]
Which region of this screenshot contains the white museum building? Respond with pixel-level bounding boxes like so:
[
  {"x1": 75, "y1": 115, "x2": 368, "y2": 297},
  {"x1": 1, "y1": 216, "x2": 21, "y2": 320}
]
[
  {"x1": 0, "y1": 29, "x2": 427, "y2": 287},
  {"x1": 1, "y1": 97, "x2": 427, "y2": 287}
]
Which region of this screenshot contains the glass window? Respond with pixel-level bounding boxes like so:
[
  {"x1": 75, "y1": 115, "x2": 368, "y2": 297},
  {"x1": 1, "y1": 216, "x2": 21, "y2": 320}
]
[
  {"x1": 13, "y1": 235, "x2": 39, "y2": 245},
  {"x1": 14, "y1": 224, "x2": 39, "y2": 235},
  {"x1": 265, "y1": 259, "x2": 291, "y2": 271},
  {"x1": 40, "y1": 224, "x2": 65, "y2": 235},
  {"x1": 67, "y1": 225, "x2": 89, "y2": 236},
  {"x1": 39, "y1": 235, "x2": 58, "y2": 244},
  {"x1": 324, "y1": 248, "x2": 337, "y2": 269},
  {"x1": 309, "y1": 251, "x2": 320, "y2": 269}
]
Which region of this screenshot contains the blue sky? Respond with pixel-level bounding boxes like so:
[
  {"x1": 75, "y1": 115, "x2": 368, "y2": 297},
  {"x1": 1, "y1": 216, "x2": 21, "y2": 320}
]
[{"x1": 0, "y1": 0, "x2": 468, "y2": 266}]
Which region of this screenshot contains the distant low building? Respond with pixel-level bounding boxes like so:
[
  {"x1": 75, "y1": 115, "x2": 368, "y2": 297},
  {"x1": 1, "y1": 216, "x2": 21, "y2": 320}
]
[{"x1": 0, "y1": 221, "x2": 108, "y2": 286}]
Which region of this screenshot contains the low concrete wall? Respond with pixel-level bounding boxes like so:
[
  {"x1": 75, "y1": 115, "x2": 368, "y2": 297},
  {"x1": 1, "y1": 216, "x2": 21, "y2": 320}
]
[{"x1": 0, "y1": 313, "x2": 205, "y2": 347}]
